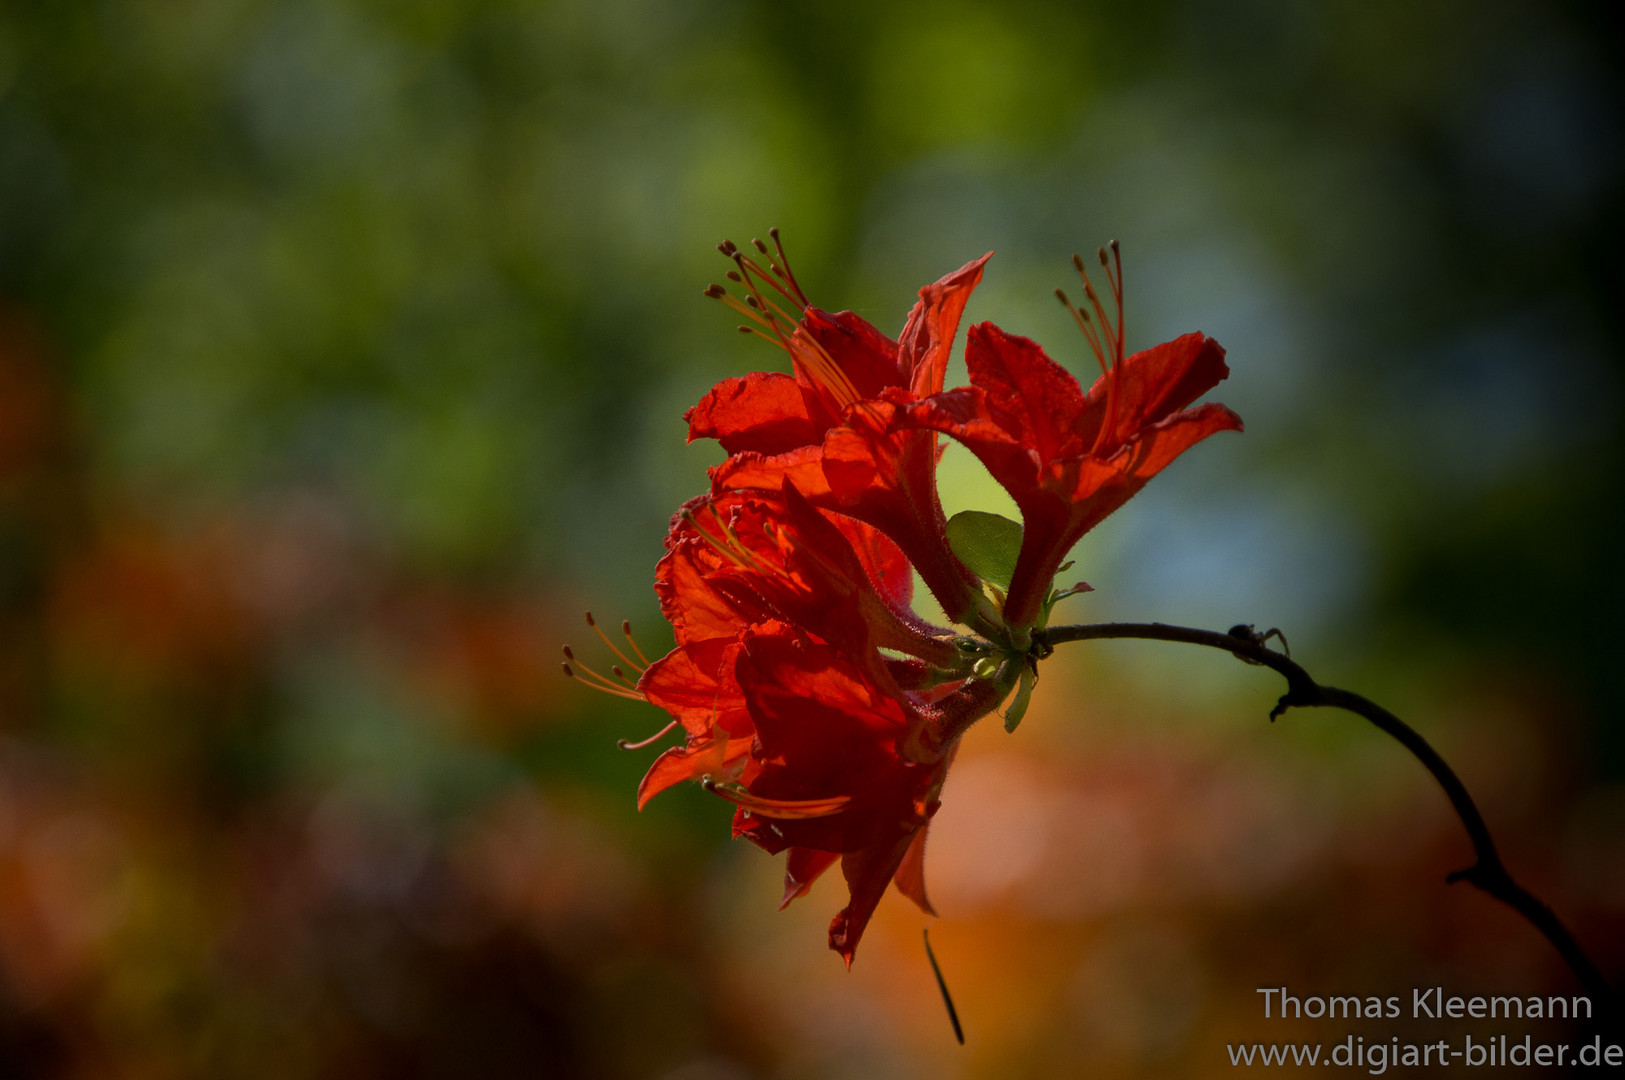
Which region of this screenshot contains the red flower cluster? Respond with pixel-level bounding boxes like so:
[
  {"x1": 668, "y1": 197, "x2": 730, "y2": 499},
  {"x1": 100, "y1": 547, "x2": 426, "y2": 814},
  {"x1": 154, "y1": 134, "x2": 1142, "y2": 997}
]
[{"x1": 569, "y1": 233, "x2": 1240, "y2": 965}]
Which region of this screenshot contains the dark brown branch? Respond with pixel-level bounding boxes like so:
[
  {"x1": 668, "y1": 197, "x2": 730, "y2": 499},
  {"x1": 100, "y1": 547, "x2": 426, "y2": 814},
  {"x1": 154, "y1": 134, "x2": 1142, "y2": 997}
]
[{"x1": 1035, "y1": 620, "x2": 1616, "y2": 1013}]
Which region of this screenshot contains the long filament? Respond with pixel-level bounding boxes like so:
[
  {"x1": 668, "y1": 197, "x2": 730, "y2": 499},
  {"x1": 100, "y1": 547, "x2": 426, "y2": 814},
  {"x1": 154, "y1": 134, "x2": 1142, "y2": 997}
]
[
  {"x1": 1067, "y1": 246, "x2": 1128, "y2": 457},
  {"x1": 707, "y1": 234, "x2": 861, "y2": 409},
  {"x1": 700, "y1": 777, "x2": 851, "y2": 819},
  {"x1": 562, "y1": 659, "x2": 644, "y2": 701},
  {"x1": 621, "y1": 620, "x2": 651, "y2": 667},
  {"x1": 618, "y1": 718, "x2": 680, "y2": 750},
  {"x1": 586, "y1": 611, "x2": 644, "y2": 673}
]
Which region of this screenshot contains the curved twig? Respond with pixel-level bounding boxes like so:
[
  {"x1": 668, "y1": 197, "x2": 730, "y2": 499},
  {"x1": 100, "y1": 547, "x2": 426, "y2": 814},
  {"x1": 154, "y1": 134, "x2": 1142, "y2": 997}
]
[{"x1": 1035, "y1": 620, "x2": 1616, "y2": 1012}]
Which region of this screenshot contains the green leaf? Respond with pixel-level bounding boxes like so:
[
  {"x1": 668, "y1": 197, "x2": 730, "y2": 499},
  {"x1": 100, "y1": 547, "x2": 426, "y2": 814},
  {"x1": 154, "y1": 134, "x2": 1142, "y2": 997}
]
[{"x1": 945, "y1": 510, "x2": 1024, "y2": 591}]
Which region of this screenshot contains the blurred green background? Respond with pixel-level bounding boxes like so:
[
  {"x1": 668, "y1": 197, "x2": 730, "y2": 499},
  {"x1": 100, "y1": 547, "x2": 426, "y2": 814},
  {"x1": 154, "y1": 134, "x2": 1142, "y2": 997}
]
[{"x1": 1, "y1": 1, "x2": 1622, "y2": 1076}]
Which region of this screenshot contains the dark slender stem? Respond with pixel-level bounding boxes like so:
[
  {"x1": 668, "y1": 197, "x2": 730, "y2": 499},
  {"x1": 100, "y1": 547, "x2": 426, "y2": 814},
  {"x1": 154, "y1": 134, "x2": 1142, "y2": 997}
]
[{"x1": 1035, "y1": 620, "x2": 1616, "y2": 1012}]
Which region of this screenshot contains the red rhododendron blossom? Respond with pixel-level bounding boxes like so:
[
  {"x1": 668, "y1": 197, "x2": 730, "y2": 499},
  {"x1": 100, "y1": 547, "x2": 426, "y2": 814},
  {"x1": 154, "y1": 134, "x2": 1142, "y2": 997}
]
[
  {"x1": 617, "y1": 478, "x2": 998, "y2": 964},
  {"x1": 693, "y1": 234, "x2": 994, "y2": 632},
  {"x1": 568, "y1": 236, "x2": 1239, "y2": 966},
  {"x1": 900, "y1": 246, "x2": 1242, "y2": 630}
]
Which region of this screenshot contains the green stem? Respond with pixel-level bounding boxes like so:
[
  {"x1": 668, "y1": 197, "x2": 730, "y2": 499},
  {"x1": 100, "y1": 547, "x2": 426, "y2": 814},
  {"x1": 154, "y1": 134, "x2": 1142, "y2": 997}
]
[{"x1": 1035, "y1": 620, "x2": 1616, "y2": 1014}]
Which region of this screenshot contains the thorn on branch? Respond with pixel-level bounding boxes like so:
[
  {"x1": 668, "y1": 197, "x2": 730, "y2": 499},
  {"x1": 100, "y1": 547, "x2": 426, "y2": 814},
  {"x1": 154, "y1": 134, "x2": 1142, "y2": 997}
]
[{"x1": 1268, "y1": 685, "x2": 1318, "y2": 722}]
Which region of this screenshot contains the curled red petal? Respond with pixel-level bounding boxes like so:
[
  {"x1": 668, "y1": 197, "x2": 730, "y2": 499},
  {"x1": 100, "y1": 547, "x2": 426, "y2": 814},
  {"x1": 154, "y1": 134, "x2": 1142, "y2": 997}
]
[
  {"x1": 829, "y1": 507, "x2": 913, "y2": 612},
  {"x1": 636, "y1": 734, "x2": 752, "y2": 810},
  {"x1": 781, "y1": 847, "x2": 840, "y2": 910},
  {"x1": 1076, "y1": 332, "x2": 1233, "y2": 455},
  {"x1": 890, "y1": 823, "x2": 936, "y2": 917},
  {"x1": 828, "y1": 829, "x2": 922, "y2": 969},
  {"x1": 685, "y1": 371, "x2": 820, "y2": 456},
  {"x1": 899, "y1": 252, "x2": 992, "y2": 397},
  {"x1": 710, "y1": 445, "x2": 832, "y2": 502}
]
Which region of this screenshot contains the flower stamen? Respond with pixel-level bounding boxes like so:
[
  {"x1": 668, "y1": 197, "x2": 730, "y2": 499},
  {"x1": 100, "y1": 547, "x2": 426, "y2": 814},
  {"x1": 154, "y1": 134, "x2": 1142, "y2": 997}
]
[
  {"x1": 586, "y1": 610, "x2": 646, "y2": 673},
  {"x1": 562, "y1": 641, "x2": 647, "y2": 699},
  {"x1": 561, "y1": 653, "x2": 646, "y2": 701},
  {"x1": 621, "y1": 619, "x2": 652, "y2": 667},
  {"x1": 686, "y1": 506, "x2": 807, "y2": 593},
  {"x1": 1073, "y1": 254, "x2": 1120, "y2": 362},
  {"x1": 705, "y1": 284, "x2": 789, "y2": 345},
  {"x1": 681, "y1": 507, "x2": 773, "y2": 578},
  {"x1": 1054, "y1": 287, "x2": 1109, "y2": 376},
  {"x1": 1058, "y1": 245, "x2": 1129, "y2": 458},
  {"x1": 700, "y1": 776, "x2": 852, "y2": 819},
  {"x1": 767, "y1": 226, "x2": 810, "y2": 306},
  {"x1": 708, "y1": 237, "x2": 860, "y2": 410},
  {"x1": 617, "y1": 718, "x2": 680, "y2": 750},
  {"x1": 790, "y1": 328, "x2": 861, "y2": 410},
  {"x1": 721, "y1": 238, "x2": 807, "y2": 319}
]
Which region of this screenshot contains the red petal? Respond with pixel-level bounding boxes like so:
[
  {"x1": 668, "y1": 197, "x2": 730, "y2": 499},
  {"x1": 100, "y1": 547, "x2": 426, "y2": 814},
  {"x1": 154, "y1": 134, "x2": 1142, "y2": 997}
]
[
  {"x1": 827, "y1": 829, "x2": 919, "y2": 968},
  {"x1": 737, "y1": 630, "x2": 910, "y2": 776},
  {"x1": 999, "y1": 401, "x2": 1243, "y2": 626},
  {"x1": 965, "y1": 321, "x2": 1088, "y2": 463},
  {"x1": 820, "y1": 423, "x2": 886, "y2": 506},
  {"x1": 898, "y1": 386, "x2": 1046, "y2": 502},
  {"x1": 780, "y1": 847, "x2": 840, "y2": 910},
  {"x1": 1076, "y1": 332, "x2": 1233, "y2": 454},
  {"x1": 1065, "y1": 401, "x2": 1246, "y2": 536},
  {"x1": 655, "y1": 491, "x2": 774, "y2": 645},
  {"x1": 800, "y1": 308, "x2": 902, "y2": 401},
  {"x1": 774, "y1": 483, "x2": 957, "y2": 668},
  {"x1": 639, "y1": 640, "x2": 750, "y2": 738},
  {"x1": 709, "y1": 445, "x2": 833, "y2": 502},
  {"x1": 898, "y1": 253, "x2": 992, "y2": 397},
  {"x1": 891, "y1": 824, "x2": 936, "y2": 917},
  {"x1": 686, "y1": 371, "x2": 821, "y2": 456},
  {"x1": 635, "y1": 735, "x2": 751, "y2": 810},
  {"x1": 830, "y1": 511, "x2": 913, "y2": 612}
]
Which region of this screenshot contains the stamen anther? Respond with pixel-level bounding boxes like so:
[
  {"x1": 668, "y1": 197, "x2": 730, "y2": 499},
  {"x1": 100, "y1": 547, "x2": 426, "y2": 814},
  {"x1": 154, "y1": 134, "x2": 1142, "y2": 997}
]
[
  {"x1": 560, "y1": 648, "x2": 646, "y2": 700},
  {"x1": 767, "y1": 227, "x2": 809, "y2": 306},
  {"x1": 622, "y1": 620, "x2": 652, "y2": 666},
  {"x1": 710, "y1": 230, "x2": 848, "y2": 404},
  {"x1": 587, "y1": 609, "x2": 646, "y2": 673}
]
